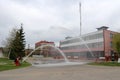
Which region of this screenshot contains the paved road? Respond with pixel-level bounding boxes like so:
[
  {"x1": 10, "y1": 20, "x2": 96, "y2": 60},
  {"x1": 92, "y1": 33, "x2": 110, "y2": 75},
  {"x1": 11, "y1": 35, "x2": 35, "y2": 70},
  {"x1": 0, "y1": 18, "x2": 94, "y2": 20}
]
[{"x1": 0, "y1": 64, "x2": 120, "y2": 80}]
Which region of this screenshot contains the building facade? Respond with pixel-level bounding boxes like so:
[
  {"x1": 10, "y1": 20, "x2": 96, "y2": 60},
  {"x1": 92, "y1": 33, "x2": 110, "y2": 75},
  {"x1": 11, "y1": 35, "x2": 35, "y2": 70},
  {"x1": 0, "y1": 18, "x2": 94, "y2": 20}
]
[
  {"x1": 35, "y1": 40, "x2": 55, "y2": 48},
  {"x1": 35, "y1": 40, "x2": 55, "y2": 57},
  {"x1": 59, "y1": 26, "x2": 118, "y2": 60}
]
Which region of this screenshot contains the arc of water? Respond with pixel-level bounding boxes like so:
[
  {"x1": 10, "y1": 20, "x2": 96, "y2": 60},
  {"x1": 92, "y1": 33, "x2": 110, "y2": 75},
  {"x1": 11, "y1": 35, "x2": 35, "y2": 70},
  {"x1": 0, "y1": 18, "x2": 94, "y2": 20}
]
[
  {"x1": 63, "y1": 28, "x2": 95, "y2": 58},
  {"x1": 79, "y1": 36, "x2": 95, "y2": 58},
  {"x1": 22, "y1": 44, "x2": 69, "y2": 62}
]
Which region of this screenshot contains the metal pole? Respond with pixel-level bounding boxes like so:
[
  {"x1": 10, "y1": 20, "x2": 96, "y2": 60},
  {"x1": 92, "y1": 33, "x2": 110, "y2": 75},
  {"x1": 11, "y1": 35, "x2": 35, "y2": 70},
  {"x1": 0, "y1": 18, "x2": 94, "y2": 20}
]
[
  {"x1": 79, "y1": 2, "x2": 82, "y2": 36},
  {"x1": 79, "y1": 2, "x2": 82, "y2": 59}
]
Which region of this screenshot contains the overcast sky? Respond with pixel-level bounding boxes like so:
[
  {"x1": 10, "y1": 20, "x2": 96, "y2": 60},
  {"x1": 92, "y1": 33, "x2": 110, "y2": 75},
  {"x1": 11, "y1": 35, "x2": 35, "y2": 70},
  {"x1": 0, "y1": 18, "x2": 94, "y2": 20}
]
[{"x1": 0, "y1": 0, "x2": 120, "y2": 48}]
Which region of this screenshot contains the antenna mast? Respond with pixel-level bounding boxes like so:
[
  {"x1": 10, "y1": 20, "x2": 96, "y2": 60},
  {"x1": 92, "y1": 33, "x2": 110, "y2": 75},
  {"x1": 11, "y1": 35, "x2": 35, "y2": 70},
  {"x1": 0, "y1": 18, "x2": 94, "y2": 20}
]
[{"x1": 79, "y1": 2, "x2": 82, "y2": 36}]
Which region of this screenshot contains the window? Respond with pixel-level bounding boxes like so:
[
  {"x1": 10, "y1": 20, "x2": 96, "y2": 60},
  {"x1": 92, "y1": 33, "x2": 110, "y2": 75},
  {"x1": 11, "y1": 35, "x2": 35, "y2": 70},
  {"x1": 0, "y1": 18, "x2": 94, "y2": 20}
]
[
  {"x1": 110, "y1": 41, "x2": 113, "y2": 48},
  {"x1": 110, "y1": 33, "x2": 113, "y2": 39}
]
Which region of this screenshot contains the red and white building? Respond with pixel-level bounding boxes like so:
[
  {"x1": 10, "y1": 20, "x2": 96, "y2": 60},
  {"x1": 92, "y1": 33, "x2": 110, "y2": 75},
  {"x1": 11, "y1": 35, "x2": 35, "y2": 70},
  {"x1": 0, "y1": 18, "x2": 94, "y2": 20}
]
[
  {"x1": 35, "y1": 40, "x2": 55, "y2": 48},
  {"x1": 59, "y1": 26, "x2": 119, "y2": 60},
  {"x1": 35, "y1": 40, "x2": 55, "y2": 57}
]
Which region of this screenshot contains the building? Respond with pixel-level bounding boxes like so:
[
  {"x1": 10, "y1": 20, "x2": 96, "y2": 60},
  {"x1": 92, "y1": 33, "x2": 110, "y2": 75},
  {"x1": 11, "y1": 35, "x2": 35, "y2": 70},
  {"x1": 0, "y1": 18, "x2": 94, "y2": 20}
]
[
  {"x1": 35, "y1": 40, "x2": 55, "y2": 57},
  {"x1": 59, "y1": 26, "x2": 118, "y2": 60},
  {"x1": 35, "y1": 40, "x2": 55, "y2": 48}
]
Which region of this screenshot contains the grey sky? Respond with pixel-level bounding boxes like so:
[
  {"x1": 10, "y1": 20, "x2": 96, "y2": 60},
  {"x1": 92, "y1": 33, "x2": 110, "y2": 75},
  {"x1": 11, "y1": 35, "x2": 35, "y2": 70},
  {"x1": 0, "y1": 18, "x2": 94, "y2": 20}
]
[{"x1": 0, "y1": 0, "x2": 120, "y2": 48}]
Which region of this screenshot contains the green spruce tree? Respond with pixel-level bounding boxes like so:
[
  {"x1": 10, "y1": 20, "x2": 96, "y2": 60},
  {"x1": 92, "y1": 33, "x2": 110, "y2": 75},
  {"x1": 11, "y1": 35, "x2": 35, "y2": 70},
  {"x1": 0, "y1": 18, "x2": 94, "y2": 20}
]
[
  {"x1": 18, "y1": 24, "x2": 26, "y2": 58},
  {"x1": 9, "y1": 24, "x2": 26, "y2": 60}
]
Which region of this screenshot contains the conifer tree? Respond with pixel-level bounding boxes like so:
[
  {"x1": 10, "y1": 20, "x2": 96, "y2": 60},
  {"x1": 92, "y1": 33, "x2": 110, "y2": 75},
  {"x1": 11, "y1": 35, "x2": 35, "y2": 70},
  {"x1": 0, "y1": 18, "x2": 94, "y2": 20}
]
[
  {"x1": 9, "y1": 24, "x2": 26, "y2": 60},
  {"x1": 18, "y1": 24, "x2": 26, "y2": 58}
]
